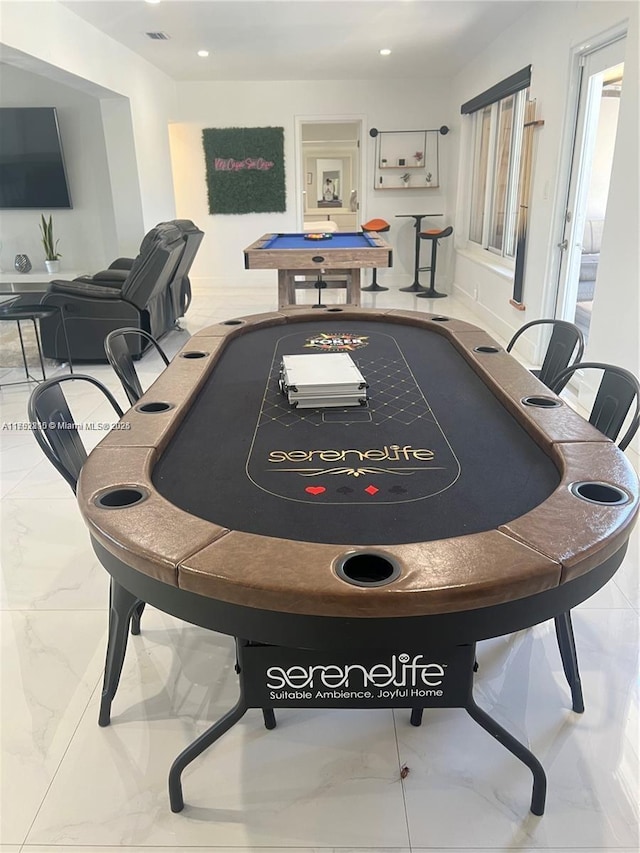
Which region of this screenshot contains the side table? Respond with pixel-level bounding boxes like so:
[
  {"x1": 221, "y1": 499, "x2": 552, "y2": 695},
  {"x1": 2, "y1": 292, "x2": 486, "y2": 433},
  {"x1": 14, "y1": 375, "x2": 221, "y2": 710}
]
[{"x1": 0, "y1": 303, "x2": 73, "y2": 387}]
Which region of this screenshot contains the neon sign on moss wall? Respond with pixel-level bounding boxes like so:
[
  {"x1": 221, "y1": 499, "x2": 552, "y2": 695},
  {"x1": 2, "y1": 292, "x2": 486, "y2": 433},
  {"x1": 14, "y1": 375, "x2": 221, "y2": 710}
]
[{"x1": 202, "y1": 126, "x2": 285, "y2": 214}]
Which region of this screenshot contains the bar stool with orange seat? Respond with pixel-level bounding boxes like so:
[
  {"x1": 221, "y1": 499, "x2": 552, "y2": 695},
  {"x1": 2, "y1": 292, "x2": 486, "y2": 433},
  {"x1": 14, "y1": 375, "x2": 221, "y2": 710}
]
[
  {"x1": 361, "y1": 218, "x2": 390, "y2": 292},
  {"x1": 416, "y1": 225, "x2": 453, "y2": 299}
]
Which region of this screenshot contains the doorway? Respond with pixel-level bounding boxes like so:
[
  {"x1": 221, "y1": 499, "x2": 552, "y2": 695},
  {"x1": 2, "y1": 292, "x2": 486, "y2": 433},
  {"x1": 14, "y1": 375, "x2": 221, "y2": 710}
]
[
  {"x1": 555, "y1": 38, "x2": 625, "y2": 343},
  {"x1": 296, "y1": 119, "x2": 363, "y2": 231}
]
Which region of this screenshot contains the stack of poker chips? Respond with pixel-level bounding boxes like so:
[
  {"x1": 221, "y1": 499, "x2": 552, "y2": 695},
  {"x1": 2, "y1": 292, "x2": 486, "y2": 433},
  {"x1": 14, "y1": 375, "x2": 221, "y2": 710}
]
[{"x1": 279, "y1": 353, "x2": 368, "y2": 409}]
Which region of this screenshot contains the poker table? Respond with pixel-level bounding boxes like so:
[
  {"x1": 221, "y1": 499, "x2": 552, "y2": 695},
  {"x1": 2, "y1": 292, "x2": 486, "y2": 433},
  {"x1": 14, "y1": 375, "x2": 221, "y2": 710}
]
[
  {"x1": 77, "y1": 307, "x2": 638, "y2": 815},
  {"x1": 243, "y1": 231, "x2": 393, "y2": 307}
]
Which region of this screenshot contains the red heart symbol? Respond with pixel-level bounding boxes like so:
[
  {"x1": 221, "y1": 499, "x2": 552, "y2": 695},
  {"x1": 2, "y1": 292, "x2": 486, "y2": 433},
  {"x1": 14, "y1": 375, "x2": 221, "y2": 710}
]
[{"x1": 305, "y1": 486, "x2": 326, "y2": 495}]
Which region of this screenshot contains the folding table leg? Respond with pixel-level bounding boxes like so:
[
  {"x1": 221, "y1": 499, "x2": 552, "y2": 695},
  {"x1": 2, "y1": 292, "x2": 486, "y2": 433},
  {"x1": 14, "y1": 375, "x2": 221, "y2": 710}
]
[
  {"x1": 169, "y1": 694, "x2": 249, "y2": 812},
  {"x1": 466, "y1": 695, "x2": 547, "y2": 815}
]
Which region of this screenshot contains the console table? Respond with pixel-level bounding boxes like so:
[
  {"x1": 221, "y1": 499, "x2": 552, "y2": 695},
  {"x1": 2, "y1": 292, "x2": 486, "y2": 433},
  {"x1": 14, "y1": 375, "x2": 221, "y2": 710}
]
[{"x1": 0, "y1": 270, "x2": 85, "y2": 288}]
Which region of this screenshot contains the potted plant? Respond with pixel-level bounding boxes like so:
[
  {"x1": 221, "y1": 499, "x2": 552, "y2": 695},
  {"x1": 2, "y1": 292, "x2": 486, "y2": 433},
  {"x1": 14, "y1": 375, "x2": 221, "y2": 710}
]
[
  {"x1": 400, "y1": 172, "x2": 411, "y2": 188},
  {"x1": 40, "y1": 214, "x2": 61, "y2": 273},
  {"x1": 414, "y1": 150, "x2": 424, "y2": 165},
  {"x1": 425, "y1": 172, "x2": 433, "y2": 186}
]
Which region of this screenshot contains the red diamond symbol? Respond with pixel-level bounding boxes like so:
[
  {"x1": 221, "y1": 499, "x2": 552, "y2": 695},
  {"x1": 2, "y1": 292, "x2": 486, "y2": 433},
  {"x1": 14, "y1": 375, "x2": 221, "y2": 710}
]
[{"x1": 364, "y1": 485, "x2": 379, "y2": 495}]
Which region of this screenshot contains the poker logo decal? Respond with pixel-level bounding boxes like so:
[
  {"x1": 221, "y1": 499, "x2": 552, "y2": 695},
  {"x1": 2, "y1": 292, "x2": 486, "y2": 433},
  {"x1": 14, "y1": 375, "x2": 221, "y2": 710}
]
[
  {"x1": 304, "y1": 332, "x2": 369, "y2": 352},
  {"x1": 246, "y1": 328, "x2": 461, "y2": 505}
]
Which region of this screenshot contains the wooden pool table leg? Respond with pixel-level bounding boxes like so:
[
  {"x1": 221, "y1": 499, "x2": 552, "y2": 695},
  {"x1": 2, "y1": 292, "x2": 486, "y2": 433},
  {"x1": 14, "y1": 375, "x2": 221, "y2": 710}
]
[
  {"x1": 347, "y1": 268, "x2": 361, "y2": 306},
  {"x1": 278, "y1": 270, "x2": 296, "y2": 308},
  {"x1": 554, "y1": 611, "x2": 585, "y2": 713}
]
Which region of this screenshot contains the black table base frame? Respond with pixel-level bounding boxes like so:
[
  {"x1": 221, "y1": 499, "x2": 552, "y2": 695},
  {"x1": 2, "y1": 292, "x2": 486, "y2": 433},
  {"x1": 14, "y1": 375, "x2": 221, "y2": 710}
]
[
  {"x1": 167, "y1": 639, "x2": 547, "y2": 816},
  {"x1": 91, "y1": 538, "x2": 627, "y2": 817}
]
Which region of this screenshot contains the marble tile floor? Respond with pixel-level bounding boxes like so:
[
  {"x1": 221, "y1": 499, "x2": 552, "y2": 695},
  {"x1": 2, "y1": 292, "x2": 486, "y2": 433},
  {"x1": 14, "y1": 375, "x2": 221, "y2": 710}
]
[{"x1": 0, "y1": 280, "x2": 638, "y2": 852}]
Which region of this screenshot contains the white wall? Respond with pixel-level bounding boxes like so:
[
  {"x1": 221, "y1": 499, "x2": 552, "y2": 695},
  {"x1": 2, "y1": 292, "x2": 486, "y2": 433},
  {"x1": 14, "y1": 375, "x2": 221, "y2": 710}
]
[
  {"x1": 168, "y1": 79, "x2": 453, "y2": 284},
  {"x1": 0, "y1": 0, "x2": 177, "y2": 267},
  {"x1": 0, "y1": 63, "x2": 117, "y2": 273},
  {"x1": 448, "y1": 1, "x2": 638, "y2": 379}
]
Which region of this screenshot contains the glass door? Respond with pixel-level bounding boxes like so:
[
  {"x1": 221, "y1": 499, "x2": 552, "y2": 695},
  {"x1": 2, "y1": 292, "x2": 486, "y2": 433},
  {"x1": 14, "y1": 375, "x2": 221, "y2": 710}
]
[{"x1": 555, "y1": 38, "x2": 625, "y2": 343}]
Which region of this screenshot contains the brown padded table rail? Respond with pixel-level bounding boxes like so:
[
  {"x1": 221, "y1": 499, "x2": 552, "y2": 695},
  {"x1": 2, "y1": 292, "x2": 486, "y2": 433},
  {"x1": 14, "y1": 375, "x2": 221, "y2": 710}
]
[{"x1": 77, "y1": 307, "x2": 638, "y2": 621}]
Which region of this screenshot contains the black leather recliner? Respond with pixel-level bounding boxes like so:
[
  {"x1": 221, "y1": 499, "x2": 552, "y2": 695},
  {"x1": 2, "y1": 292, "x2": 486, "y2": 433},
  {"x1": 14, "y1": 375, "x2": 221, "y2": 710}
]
[
  {"x1": 39, "y1": 221, "x2": 199, "y2": 362},
  {"x1": 108, "y1": 220, "x2": 204, "y2": 324}
]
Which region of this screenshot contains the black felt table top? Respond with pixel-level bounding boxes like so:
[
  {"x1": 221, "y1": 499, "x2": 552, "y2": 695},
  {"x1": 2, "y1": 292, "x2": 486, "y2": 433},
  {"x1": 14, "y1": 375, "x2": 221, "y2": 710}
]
[{"x1": 153, "y1": 321, "x2": 560, "y2": 545}]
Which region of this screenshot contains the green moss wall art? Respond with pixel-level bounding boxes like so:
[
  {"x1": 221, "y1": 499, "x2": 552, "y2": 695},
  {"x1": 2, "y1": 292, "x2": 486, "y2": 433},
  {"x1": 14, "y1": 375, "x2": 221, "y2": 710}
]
[{"x1": 202, "y1": 126, "x2": 286, "y2": 214}]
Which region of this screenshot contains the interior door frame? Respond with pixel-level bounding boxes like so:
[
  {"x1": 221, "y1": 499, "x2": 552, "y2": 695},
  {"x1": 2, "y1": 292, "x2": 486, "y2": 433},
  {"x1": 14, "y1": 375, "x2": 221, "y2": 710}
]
[
  {"x1": 543, "y1": 22, "x2": 628, "y2": 320},
  {"x1": 294, "y1": 114, "x2": 366, "y2": 230}
]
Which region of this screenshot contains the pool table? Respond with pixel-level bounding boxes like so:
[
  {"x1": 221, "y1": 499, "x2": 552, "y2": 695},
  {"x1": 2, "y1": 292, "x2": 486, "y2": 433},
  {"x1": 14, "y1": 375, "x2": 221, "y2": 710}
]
[
  {"x1": 243, "y1": 231, "x2": 393, "y2": 307},
  {"x1": 77, "y1": 307, "x2": 638, "y2": 814}
]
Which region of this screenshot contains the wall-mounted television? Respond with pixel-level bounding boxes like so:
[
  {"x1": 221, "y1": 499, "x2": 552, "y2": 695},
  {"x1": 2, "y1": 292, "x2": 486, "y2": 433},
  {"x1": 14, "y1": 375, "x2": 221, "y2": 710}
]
[{"x1": 0, "y1": 107, "x2": 72, "y2": 209}]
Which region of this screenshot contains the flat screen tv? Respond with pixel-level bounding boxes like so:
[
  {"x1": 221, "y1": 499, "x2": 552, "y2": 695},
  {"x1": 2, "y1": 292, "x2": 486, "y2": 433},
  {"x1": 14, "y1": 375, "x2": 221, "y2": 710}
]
[{"x1": 0, "y1": 107, "x2": 72, "y2": 209}]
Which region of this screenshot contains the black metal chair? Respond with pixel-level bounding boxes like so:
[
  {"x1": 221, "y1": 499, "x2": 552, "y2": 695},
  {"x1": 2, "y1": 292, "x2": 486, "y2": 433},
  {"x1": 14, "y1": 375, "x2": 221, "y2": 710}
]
[
  {"x1": 104, "y1": 328, "x2": 170, "y2": 406},
  {"x1": 550, "y1": 362, "x2": 640, "y2": 450},
  {"x1": 27, "y1": 374, "x2": 147, "y2": 724},
  {"x1": 547, "y1": 361, "x2": 640, "y2": 713},
  {"x1": 507, "y1": 319, "x2": 585, "y2": 391}
]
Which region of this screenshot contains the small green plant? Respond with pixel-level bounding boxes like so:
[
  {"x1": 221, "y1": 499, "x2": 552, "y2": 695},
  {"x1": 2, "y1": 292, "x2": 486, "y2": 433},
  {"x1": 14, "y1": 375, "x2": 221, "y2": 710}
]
[
  {"x1": 39, "y1": 215, "x2": 61, "y2": 260},
  {"x1": 425, "y1": 172, "x2": 433, "y2": 184},
  {"x1": 401, "y1": 172, "x2": 411, "y2": 183}
]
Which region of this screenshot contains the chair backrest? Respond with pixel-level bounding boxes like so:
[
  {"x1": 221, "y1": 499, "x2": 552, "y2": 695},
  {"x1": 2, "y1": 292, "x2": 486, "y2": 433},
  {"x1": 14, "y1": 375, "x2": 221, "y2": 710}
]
[
  {"x1": 167, "y1": 220, "x2": 204, "y2": 318},
  {"x1": 121, "y1": 222, "x2": 185, "y2": 309},
  {"x1": 550, "y1": 362, "x2": 640, "y2": 451},
  {"x1": 104, "y1": 327, "x2": 170, "y2": 406},
  {"x1": 28, "y1": 375, "x2": 124, "y2": 493},
  {"x1": 507, "y1": 319, "x2": 585, "y2": 390}
]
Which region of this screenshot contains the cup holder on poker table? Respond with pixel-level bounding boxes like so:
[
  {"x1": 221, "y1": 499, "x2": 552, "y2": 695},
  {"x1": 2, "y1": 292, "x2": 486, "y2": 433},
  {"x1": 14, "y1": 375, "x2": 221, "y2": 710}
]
[
  {"x1": 335, "y1": 551, "x2": 401, "y2": 587},
  {"x1": 521, "y1": 395, "x2": 563, "y2": 409},
  {"x1": 473, "y1": 345, "x2": 501, "y2": 354},
  {"x1": 135, "y1": 401, "x2": 174, "y2": 414},
  {"x1": 570, "y1": 481, "x2": 631, "y2": 506},
  {"x1": 95, "y1": 486, "x2": 149, "y2": 509},
  {"x1": 180, "y1": 351, "x2": 209, "y2": 359}
]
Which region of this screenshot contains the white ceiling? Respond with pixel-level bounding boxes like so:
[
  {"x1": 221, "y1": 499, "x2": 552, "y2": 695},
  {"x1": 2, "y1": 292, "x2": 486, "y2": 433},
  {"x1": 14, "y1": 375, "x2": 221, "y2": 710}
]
[{"x1": 58, "y1": 0, "x2": 537, "y2": 82}]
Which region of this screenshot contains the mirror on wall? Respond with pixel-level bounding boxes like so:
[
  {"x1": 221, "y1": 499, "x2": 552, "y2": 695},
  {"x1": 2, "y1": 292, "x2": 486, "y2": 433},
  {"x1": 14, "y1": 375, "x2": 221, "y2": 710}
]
[{"x1": 299, "y1": 121, "x2": 361, "y2": 231}]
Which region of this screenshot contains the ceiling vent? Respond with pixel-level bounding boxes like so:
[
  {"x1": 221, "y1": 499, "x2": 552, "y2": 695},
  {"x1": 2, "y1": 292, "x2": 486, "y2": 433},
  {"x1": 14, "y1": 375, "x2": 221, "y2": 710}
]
[{"x1": 145, "y1": 31, "x2": 170, "y2": 40}]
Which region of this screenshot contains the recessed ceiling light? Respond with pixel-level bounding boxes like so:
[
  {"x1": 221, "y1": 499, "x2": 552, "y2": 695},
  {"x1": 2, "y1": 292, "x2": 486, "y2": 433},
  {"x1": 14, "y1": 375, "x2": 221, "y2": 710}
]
[
  {"x1": 380, "y1": 48, "x2": 391, "y2": 56},
  {"x1": 197, "y1": 50, "x2": 210, "y2": 58},
  {"x1": 145, "y1": 1, "x2": 161, "y2": 5}
]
